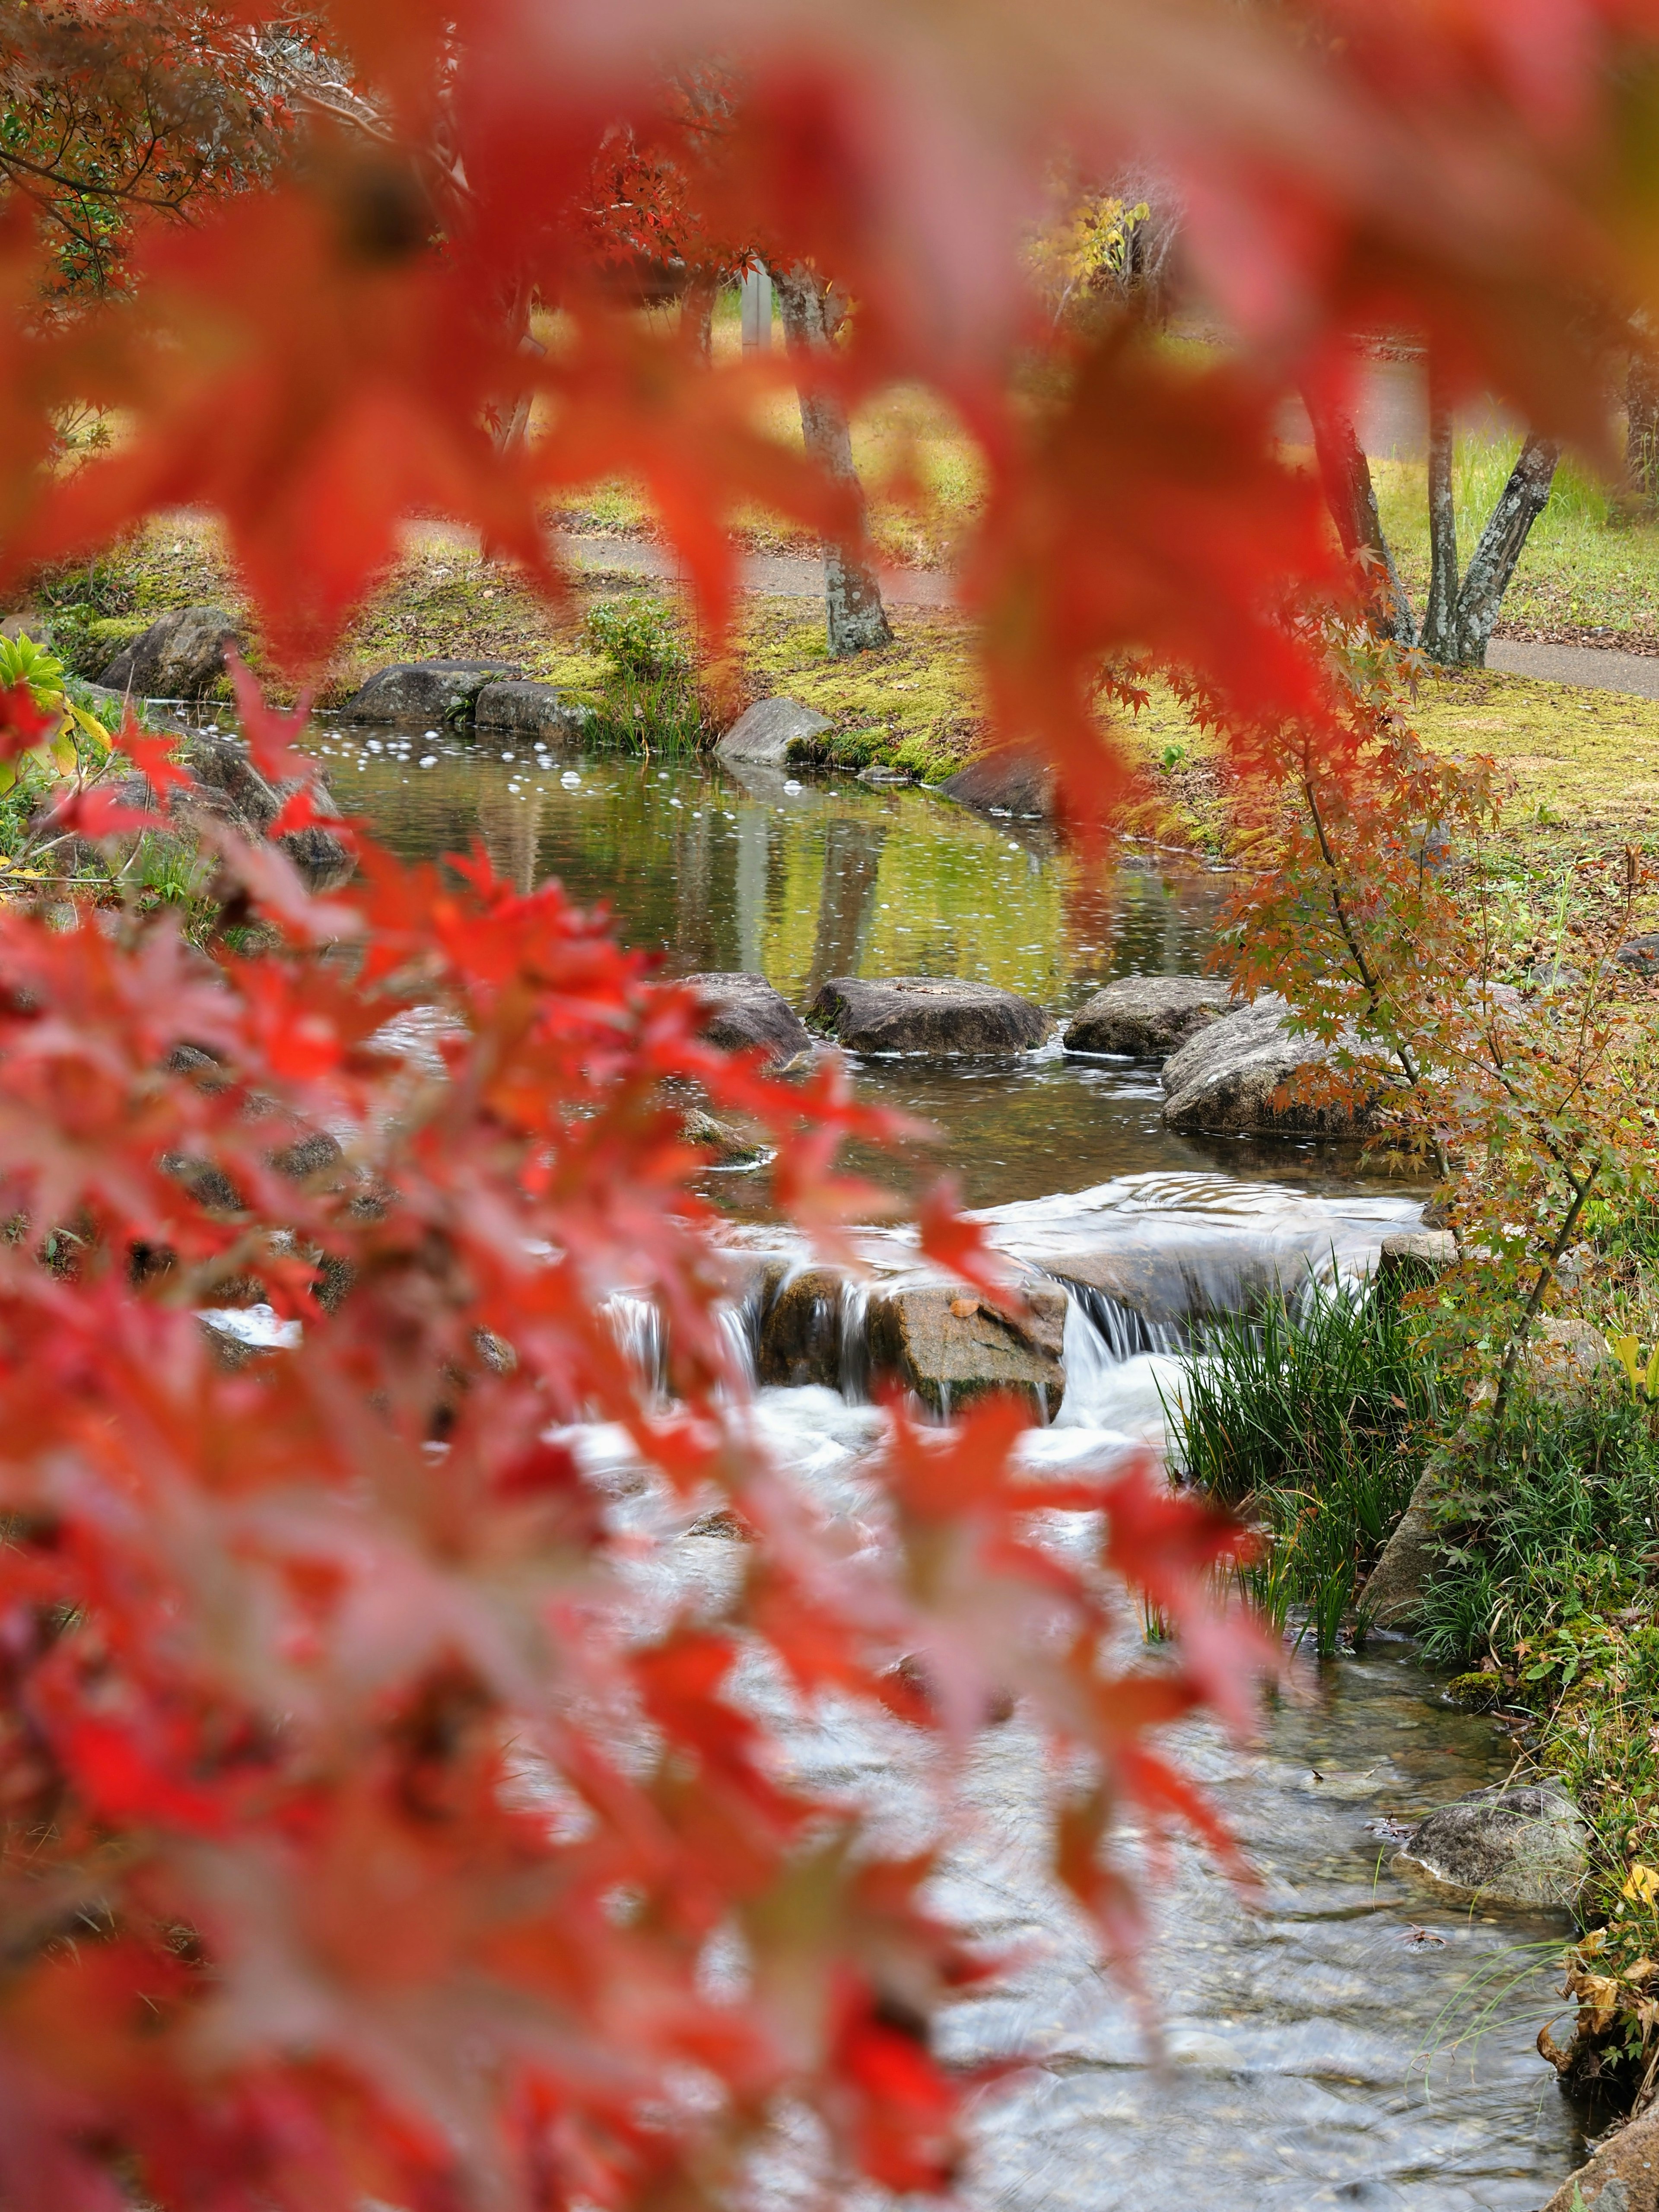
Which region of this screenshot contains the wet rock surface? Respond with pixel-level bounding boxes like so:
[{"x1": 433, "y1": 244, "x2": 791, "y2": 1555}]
[
  {"x1": 339, "y1": 659, "x2": 523, "y2": 722},
  {"x1": 866, "y1": 1281, "x2": 1066, "y2": 1417},
  {"x1": 1063, "y1": 976, "x2": 1232, "y2": 1060},
  {"x1": 684, "y1": 972, "x2": 814, "y2": 1066},
  {"x1": 938, "y1": 748, "x2": 1054, "y2": 822},
  {"x1": 1394, "y1": 1783, "x2": 1588, "y2": 1909},
  {"x1": 715, "y1": 695, "x2": 832, "y2": 766},
  {"x1": 1160, "y1": 993, "x2": 1371, "y2": 1135},
  {"x1": 100, "y1": 606, "x2": 239, "y2": 699},
  {"x1": 810, "y1": 975, "x2": 1051, "y2": 1057},
  {"x1": 1541, "y1": 2108, "x2": 1659, "y2": 2211},
  {"x1": 473, "y1": 678, "x2": 592, "y2": 739}
]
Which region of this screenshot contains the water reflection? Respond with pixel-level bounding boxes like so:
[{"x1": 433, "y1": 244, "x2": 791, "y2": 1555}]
[{"x1": 306, "y1": 725, "x2": 1423, "y2": 1208}]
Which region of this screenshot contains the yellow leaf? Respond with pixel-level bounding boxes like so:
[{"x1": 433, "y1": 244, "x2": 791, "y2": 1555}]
[{"x1": 1622, "y1": 1862, "x2": 1659, "y2": 1906}]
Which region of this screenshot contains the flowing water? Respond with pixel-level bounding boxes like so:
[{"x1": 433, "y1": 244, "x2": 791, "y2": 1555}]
[{"x1": 294, "y1": 718, "x2": 1584, "y2": 2203}]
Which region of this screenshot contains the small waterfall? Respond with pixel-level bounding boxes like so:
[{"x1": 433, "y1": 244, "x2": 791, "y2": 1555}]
[
  {"x1": 1056, "y1": 1277, "x2": 1184, "y2": 1362},
  {"x1": 715, "y1": 1300, "x2": 757, "y2": 1395},
  {"x1": 602, "y1": 1292, "x2": 667, "y2": 1403},
  {"x1": 838, "y1": 1280, "x2": 871, "y2": 1403}
]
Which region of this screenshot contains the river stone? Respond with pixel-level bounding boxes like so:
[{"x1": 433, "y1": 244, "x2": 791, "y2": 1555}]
[
  {"x1": 1540, "y1": 2107, "x2": 1659, "y2": 2211},
  {"x1": 1617, "y1": 931, "x2": 1659, "y2": 977},
  {"x1": 938, "y1": 748, "x2": 1053, "y2": 822},
  {"x1": 109, "y1": 729, "x2": 354, "y2": 892},
  {"x1": 100, "y1": 606, "x2": 240, "y2": 699},
  {"x1": 473, "y1": 679, "x2": 591, "y2": 739},
  {"x1": 1377, "y1": 1228, "x2": 1459, "y2": 1284},
  {"x1": 1160, "y1": 993, "x2": 1371, "y2": 1135},
  {"x1": 809, "y1": 976, "x2": 1050, "y2": 1057},
  {"x1": 1064, "y1": 976, "x2": 1231, "y2": 1060},
  {"x1": 1525, "y1": 1315, "x2": 1618, "y2": 1402},
  {"x1": 684, "y1": 972, "x2": 814, "y2": 1067},
  {"x1": 339, "y1": 659, "x2": 522, "y2": 723},
  {"x1": 867, "y1": 1282, "x2": 1066, "y2": 1419},
  {"x1": 1393, "y1": 1783, "x2": 1588, "y2": 1909},
  {"x1": 756, "y1": 1267, "x2": 852, "y2": 1388},
  {"x1": 716, "y1": 696, "x2": 832, "y2": 766}
]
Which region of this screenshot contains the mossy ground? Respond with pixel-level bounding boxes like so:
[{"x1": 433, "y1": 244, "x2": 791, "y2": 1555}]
[{"x1": 31, "y1": 515, "x2": 1659, "y2": 873}]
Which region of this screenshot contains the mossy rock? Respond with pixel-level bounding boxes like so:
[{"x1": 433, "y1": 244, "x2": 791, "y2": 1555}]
[{"x1": 1444, "y1": 1671, "x2": 1503, "y2": 1710}]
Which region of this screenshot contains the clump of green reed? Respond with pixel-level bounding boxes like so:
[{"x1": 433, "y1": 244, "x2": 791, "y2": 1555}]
[
  {"x1": 582, "y1": 595, "x2": 712, "y2": 757},
  {"x1": 1170, "y1": 1272, "x2": 1442, "y2": 1656}
]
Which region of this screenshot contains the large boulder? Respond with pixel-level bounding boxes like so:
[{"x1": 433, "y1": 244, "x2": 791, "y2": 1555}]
[
  {"x1": 1064, "y1": 976, "x2": 1231, "y2": 1060},
  {"x1": 1376, "y1": 1228, "x2": 1459, "y2": 1284},
  {"x1": 810, "y1": 976, "x2": 1050, "y2": 1057},
  {"x1": 938, "y1": 748, "x2": 1053, "y2": 823},
  {"x1": 100, "y1": 607, "x2": 239, "y2": 700},
  {"x1": 473, "y1": 679, "x2": 592, "y2": 740},
  {"x1": 867, "y1": 1282, "x2": 1066, "y2": 1419},
  {"x1": 1524, "y1": 1315, "x2": 1617, "y2": 1403},
  {"x1": 113, "y1": 730, "x2": 353, "y2": 892},
  {"x1": 716, "y1": 696, "x2": 832, "y2": 766},
  {"x1": 1394, "y1": 1783, "x2": 1588, "y2": 1910},
  {"x1": 339, "y1": 660, "x2": 522, "y2": 723},
  {"x1": 1540, "y1": 2109, "x2": 1659, "y2": 2212},
  {"x1": 1616, "y1": 931, "x2": 1659, "y2": 977},
  {"x1": 1160, "y1": 993, "x2": 1371, "y2": 1135},
  {"x1": 684, "y1": 973, "x2": 814, "y2": 1067}
]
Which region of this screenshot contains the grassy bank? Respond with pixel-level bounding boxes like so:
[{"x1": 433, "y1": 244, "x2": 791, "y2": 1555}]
[{"x1": 1177, "y1": 1222, "x2": 1659, "y2": 2106}]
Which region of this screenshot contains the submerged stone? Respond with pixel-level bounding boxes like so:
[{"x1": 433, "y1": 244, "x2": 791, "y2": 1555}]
[
  {"x1": 938, "y1": 747, "x2": 1054, "y2": 822},
  {"x1": 1394, "y1": 1783, "x2": 1587, "y2": 1910},
  {"x1": 809, "y1": 975, "x2": 1050, "y2": 1057},
  {"x1": 1064, "y1": 975, "x2": 1231, "y2": 1060}
]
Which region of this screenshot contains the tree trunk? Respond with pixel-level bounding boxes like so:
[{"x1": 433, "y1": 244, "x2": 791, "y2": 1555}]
[
  {"x1": 1300, "y1": 383, "x2": 1415, "y2": 644},
  {"x1": 1627, "y1": 349, "x2": 1659, "y2": 513},
  {"x1": 1421, "y1": 395, "x2": 1460, "y2": 663},
  {"x1": 1450, "y1": 433, "x2": 1559, "y2": 665},
  {"x1": 770, "y1": 263, "x2": 893, "y2": 658},
  {"x1": 682, "y1": 270, "x2": 717, "y2": 367}
]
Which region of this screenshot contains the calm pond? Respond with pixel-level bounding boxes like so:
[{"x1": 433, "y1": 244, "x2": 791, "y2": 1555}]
[{"x1": 301, "y1": 715, "x2": 1585, "y2": 2207}]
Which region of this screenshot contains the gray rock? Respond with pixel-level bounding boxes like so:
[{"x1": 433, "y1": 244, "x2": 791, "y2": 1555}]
[
  {"x1": 716, "y1": 696, "x2": 833, "y2": 766},
  {"x1": 121, "y1": 730, "x2": 353, "y2": 892},
  {"x1": 1064, "y1": 976, "x2": 1231, "y2": 1060},
  {"x1": 809, "y1": 976, "x2": 1050, "y2": 1057},
  {"x1": 938, "y1": 748, "x2": 1053, "y2": 822},
  {"x1": 867, "y1": 1282, "x2": 1067, "y2": 1420},
  {"x1": 683, "y1": 972, "x2": 814, "y2": 1067},
  {"x1": 756, "y1": 1266, "x2": 853, "y2": 1388},
  {"x1": 1160, "y1": 993, "x2": 1372, "y2": 1135},
  {"x1": 1524, "y1": 1315, "x2": 1616, "y2": 1402},
  {"x1": 473, "y1": 679, "x2": 592, "y2": 740},
  {"x1": 339, "y1": 660, "x2": 522, "y2": 723},
  {"x1": 1394, "y1": 1783, "x2": 1588, "y2": 1910},
  {"x1": 100, "y1": 607, "x2": 239, "y2": 700},
  {"x1": 1617, "y1": 931, "x2": 1659, "y2": 977},
  {"x1": 1538, "y1": 2107, "x2": 1659, "y2": 2211},
  {"x1": 1360, "y1": 1453, "x2": 1449, "y2": 1626},
  {"x1": 1377, "y1": 1229, "x2": 1459, "y2": 1283},
  {"x1": 680, "y1": 1108, "x2": 765, "y2": 1169}
]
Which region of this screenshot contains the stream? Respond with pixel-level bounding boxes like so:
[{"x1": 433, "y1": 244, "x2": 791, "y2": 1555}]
[{"x1": 297, "y1": 714, "x2": 1587, "y2": 2205}]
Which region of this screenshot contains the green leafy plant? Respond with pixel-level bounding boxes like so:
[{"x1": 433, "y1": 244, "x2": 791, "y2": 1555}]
[
  {"x1": 0, "y1": 630, "x2": 111, "y2": 791},
  {"x1": 584, "y1": 595, "x2": 690, "y2": 680}
]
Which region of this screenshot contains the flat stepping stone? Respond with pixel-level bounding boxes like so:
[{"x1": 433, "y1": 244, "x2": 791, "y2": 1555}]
[
  {"x1": 809, "y1": 976, "x2": 1050, "y2": 1057},
  {"x1": 339, "y1": 659, "x2": 522, "y2": 722},
  {"x1": 683, "y1": 972, "x2": 814, "y2": 1067},
  {"x1": 1064, "y1": 976, "x2": 1231, "y2": 1060},
  {"x1": 474, "y1": 679, "x2": 592, "y2": 739}
]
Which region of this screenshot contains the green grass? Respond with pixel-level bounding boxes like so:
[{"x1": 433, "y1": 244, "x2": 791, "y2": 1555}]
[
  {"x1": 1375, "y1": 431, "x2": 1659, "y2": 648},
  {"x1": 1170, "y1": 1275, "x2": 1442, "y2": 1656}
]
